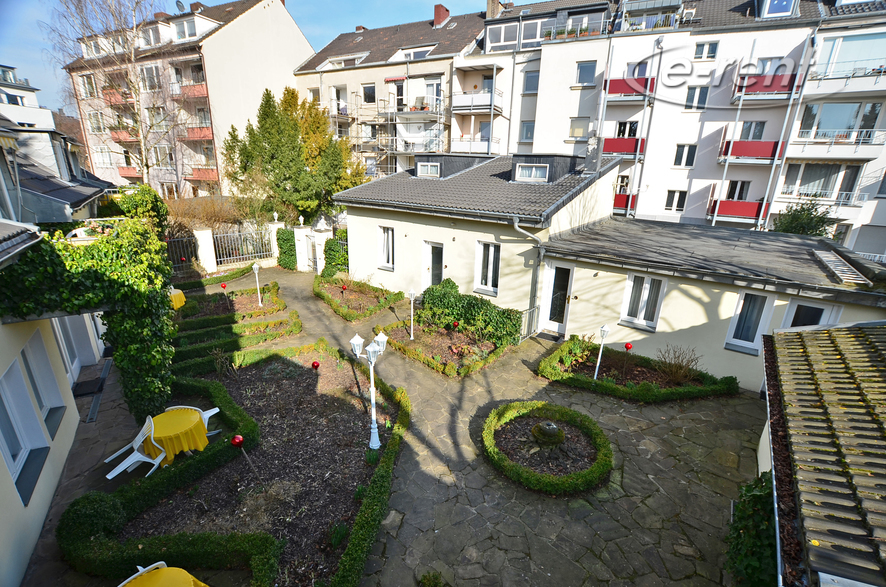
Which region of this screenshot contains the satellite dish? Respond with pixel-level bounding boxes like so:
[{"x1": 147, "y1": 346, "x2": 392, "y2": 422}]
[{"x1": 176, "y1": 0, "x2": 185, "y2": 12}]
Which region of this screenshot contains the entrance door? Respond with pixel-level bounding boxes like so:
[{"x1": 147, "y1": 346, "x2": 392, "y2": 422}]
[
  {"x1": 541, "y1": 263, "x2": 574, "y2": 334},
  {"x1": 423, "y1": 241, "x2": 443, "y2": 289}
]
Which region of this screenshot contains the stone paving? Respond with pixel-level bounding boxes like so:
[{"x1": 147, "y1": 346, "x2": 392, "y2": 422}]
[{"x1": 23, "y1": 267, "x2": 766, "y2": 586}]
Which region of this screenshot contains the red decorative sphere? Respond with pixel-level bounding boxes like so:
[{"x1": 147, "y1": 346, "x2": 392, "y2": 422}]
[
  {"x1": 221, "y1": 283, "x2": 227, "y2": 290},
  {"x1": 453, "y1": 321, "x2": 459, "y2": 328},
  {"x1": 231, "y1": 435, "x2": 244, "y2": 448},
  {"x1": 312, "y1": 361, "x2": 320, "y2": 370},
  {"x1": 180, "y1": 257, "x2": 186, "y2": 262},
  {"x1": 342, "y1": 285, "x2": 347, "y2": 291},
  {"x1": 625, "y1": 343, "x2": 633, "y2": 351}
]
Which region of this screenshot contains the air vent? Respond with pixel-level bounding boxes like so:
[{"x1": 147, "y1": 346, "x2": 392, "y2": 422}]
[
  {"x1": 521, "y1": 9, "x2": 530, "y2": 14},
  {"x1": 447, "y1": 21, "x2": 458, "y2": 29},
  {"x1": 813, "y1": 250, "x2": 872, "y2": 286},
  {"x1": 355, "y1": 36, "x2": 363, "y2": 42}
]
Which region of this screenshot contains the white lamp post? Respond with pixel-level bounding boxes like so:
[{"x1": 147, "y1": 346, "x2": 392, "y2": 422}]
[
  {"x1": 594, "y1": 324, "x2": 610, "y2": 380},
  {"x1": 408, "y1": 289, "x2": 416, "y2": 340},
  {"x1": 252, "y1": 263, "x2": 262, "y2": 307},
  {"x1": 350, "y1": 331, "x2": 388, "y2": 450}
]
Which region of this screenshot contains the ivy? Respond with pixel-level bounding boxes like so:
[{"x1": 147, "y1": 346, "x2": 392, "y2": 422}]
[
  {"x1": 276, "y1": 227, "x2": 297, "y2": 270},
  {"x1": 320, "y1": 229, "x2": 348, "y2": 277},
  {"x1": 725, "y1": 472, "x2": 777, "y2": 585},
  {"x1": 0, "y1": 220, "x2": 175, "y2": 423}
]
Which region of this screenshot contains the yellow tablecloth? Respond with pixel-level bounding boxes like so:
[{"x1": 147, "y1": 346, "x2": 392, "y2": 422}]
[
  {"x1": 170, "y1": 289, "x2": 186, "y2": 310},
  {"x1": 144, "y1": 409, "x2": 208, "y2": 466},
  {"x1": 125, "y1": 567, "x2": 209, "y2": 587}
]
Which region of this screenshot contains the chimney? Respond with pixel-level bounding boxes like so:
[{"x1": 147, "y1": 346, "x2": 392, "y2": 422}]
[
  {"x1": 434, "y1": 4, "x2": 450, "y2": 27},
  {"x1": 190, "y1": 2, "x2": 205, "y2": 12},
  {"x1": 486, "y1": 0, "x2": 502, "y2": 18},
  {"x1": 356, "y1": 25, "x2": 367, "y2": 32},
  {"x1": 154, "y1": 11, "x2": 170, "y2": 18}
]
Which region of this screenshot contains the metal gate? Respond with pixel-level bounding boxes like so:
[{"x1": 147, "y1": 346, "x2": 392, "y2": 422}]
[
  {"x1": 166, "y1": 237, "x2": 198, "y2": 273},
  {"x1": 520, "y1": 306, "x2": 540, "y2": 342},
  {"x1": 213, "y1": 229, "x2": 273, "y2": 266}
]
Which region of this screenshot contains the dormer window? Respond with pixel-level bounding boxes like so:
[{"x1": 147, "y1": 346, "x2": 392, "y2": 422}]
[
  {"x1": 176, "y1": 19, "x2": 196, "y2": 40},
  {"x1": 142, "y1": 26, "x2": 160, "y2": 46},
  {"x1": 417, "y1": 162, "x2": 440, "y2": 177},
  {"x1": 759, "y1": 0, "x2": 795, "y2": 17},
  {"x1": 84, "y1": 39, "x2": 102, "y2": 57},
  {"x1": 515, "y1": 164, "x2": 548, "y2": 182},
  {"x1": 405, "y1": 49, "x2": 430, "y2": 60}
]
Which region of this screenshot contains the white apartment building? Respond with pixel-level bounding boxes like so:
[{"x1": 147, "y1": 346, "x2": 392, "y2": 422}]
[{"x1": 65, "y1": 0, "x2": 313, "y2": 199}]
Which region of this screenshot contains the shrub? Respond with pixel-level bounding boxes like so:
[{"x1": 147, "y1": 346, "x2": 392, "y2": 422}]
[
  {"x1": 725, "y1": 472, "x2": 777, "y2": 585},
  {"x1": 98, "y1": 198, "x2": 124, "y2": 217},
  {"x1": 321, "y1": 229, "x2": 348, "y2": 277},
  {"x1": 421, "y1": 278, "x2": 521, "y2": 347},
  {"x1": 119, "y1": 184, "x2": 168, "y2": 236},
  {"x1": 313, "y1": 276, "x2": 403, "y2": 322},
  {"x1": 482, "y1": 401, "x2": 612, "y2": 494},
  {"x1": 655, "y1": 343, "x2": 702, "y2": 386},
  {"x1": 365, "y1": 449, "x2": 380, "y2": 465},
  {"x1": 419, "y1": 570, "x2": 447, "y2": 587},
  {"x1": 277, "y1": 227, "x2": 297, "y2": 270}
]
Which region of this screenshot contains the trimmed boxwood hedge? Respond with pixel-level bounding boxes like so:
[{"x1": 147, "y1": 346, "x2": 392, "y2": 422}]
[
  {"x1": 537, "y1": 335, "x2": 739, "y2": 403},
  {"x1": 374, "y1": 320, "x2": 511, "y2": 378},
  {"x1": 482, "y1": 401, "x2": 612, "y2": 495},
  {"x1": 176, "y1": 282, "x2": 286, "y2": 328},
  {"x1": 171, "y1": 311, "x2": 302, "y2": 364},
  {"x1": 313, "y1": 276, "x2": 403, "y2": 322},
  {"x1": 173, "y1": 317, "x2": 289, "y2": 347},
  {"x1": 174, "y1": 265, "x2": 253, "y2": 291}
]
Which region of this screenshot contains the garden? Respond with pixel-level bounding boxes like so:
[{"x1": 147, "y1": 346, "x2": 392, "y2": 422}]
[{"x1": 313, "y1": 275, "x2": 404, "y2": 322}]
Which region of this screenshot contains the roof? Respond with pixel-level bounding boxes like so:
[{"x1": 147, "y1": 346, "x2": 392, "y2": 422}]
[
  {"x1": 296, "y1": 11, "x2": 486, "y2": 72},
  {"x1": 504, "y1": 0, "x2": 611, "y2": 17},
  {"x1": 333, "y1": 155, "x2": 621, "y2": 225},
  {"x1": 0, "y1": 221, "x2": 41, "y2": 270},
  {"x1": 825, "y1": 0, "x2": 886, "y2": 16},
  {"x1": 15, "y1": 153, "x2": 109, "y2": 209},
  {"x1": 543, "y1": 217, "x2": 886, "y2": 299},
  {"x1": 769, "y1": 323, "x2": 886, "y2": 586},
  {"x1": 685, "y1": 0, "x2": 823, "y2": 28}
]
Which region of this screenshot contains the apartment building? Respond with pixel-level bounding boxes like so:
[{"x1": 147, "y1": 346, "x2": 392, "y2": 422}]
[{"x1": 65, "y1": 0, "x2": 313, "y2": 199}]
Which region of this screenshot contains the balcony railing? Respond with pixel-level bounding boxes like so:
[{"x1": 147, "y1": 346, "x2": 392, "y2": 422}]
[
  {"x1": 720, "y1": 140, "x2": 784, "y2": 159},
  {"x1": 858, "y1": 252, "x2": 886, "y2": 264},
  {"x1": 329, "y1": 99, "x2": 349, "y2": 117},
  {"x1": 708, "y1": 199, "x2": 769, "y2": 219},
  {"x1": 602, "y1": 137, "x2": 645, "y2": 156},
  {"x1": 810, "y1": 58, "x2": 886, "y2": 79},
  {"x1": 451, "y1": 89, "x2": 503, "y2": 113},
  {"x1": 541, "y1": 21, "x2": 605, "y2": 42},
  {"x1": 102, "y1": 87, "x2": 134, "y2": 106},
  {"x1": 616, "y1": 12, "x2": 678, "y2": 32},
  {"x1": 734, "y1": 74, "x2": 799, "y2": 98},
  {"x1": 186, "y1": 165, "x2": 218, "y2": 181},
  {"x1": 171, "y1": 81, "x2": 208, "y2": 100},
  {"x1": 109, "y1": 127, "x2": 138, "y2": 143},
  {"x1": 613, "y1": 192, "x2": 637, "y2": 211},
  {"x1": 450, "y1": 137, "x2": 501, "y2": 155},
  {"x1": 795, "y1": 128, "x2": 886, "y2": 145},
  {"x1": 183, "y1": 122, "x2": 212, "y2": 141},
  {"x1": 778, "y1": 188, "x2": 869, "y2": 207},
  {"x1": 118, "y1": 166, "x2": 140, "y2": 177},
  {"x1": 607, "y1": 77, "x2": 655, "y2": 96}
]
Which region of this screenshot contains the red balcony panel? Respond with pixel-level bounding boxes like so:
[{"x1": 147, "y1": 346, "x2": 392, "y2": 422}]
[
  {"x1": 102, "y1": 88, "x2": 133, "y2": 106},
  {"x1": 721, "y1": 140, "x2": 784, "y2": 158},
  {"x1": 118, "y1": 166, "x2": 139, "y2": 177},
  {"x1": 185, "y1": 126, "x2": 213, "y2": 141},
  {"x1": 178, "y1": 83, "x2": 208, "y2": 99},
  {"x1": 613, "y1": 192, "x2": 637, "y2": 210},
  {"x1": 602, "y1": 137, "x2": 645, "y2": 154},
  {"x1": 187, "y1": 167, "x2": 218, "y2": 181},
  {"x1": 709, "y1": 200, "x2": 769, "y2": 218},
  {"x1": 607, "y1": 77, "x2": 655, "y2": 95},
  {"x1": 737, "y1": 74, "x2": 798, "y2": 95},
  {"x1": 110, "y1": 129, "x2": 138, "y2": 142}
]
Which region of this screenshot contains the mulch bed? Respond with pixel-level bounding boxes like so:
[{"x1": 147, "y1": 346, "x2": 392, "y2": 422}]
[
  {"x1": 387, "y1": 323, "x2": 496, "y2": 369},
  {"x1": 570, "y1": 352, "x2": 702, "y2": 388},
  {"x1": 119, "y1": 350, "x2": 398, "y2": 586},
  {"x1": 321, "y1": 284, "x2": 386, "y2": 314},
  {"x1": 179, "y1": 293, "x2": 265, "y2": 320},
  {"x1": 494, "y1": 416, "x2": 597, "y2": 476}
]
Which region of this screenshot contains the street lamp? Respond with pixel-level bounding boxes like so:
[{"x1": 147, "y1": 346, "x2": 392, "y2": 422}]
[
  {"x1": 594, "y1": 324, "x2": 610, "y2": 380},
  {"x1": 407, "y1": 288, "x2": 416, "y2": 340},
  {"x1": 350, "y1": 331, "x2": 388, "y2": 450},
  {"x1": 252, "y1": 263, "x2": 262, "y2": 307}
]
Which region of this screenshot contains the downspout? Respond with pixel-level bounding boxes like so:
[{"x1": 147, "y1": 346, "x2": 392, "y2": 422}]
[
  {"x1": 713, "y1": 39, "x2": 756, "y2": 227},
  {"x1": 13, "y1": 152, "x2": 22, "y2": 220},
  {"x1": 507, "y1": 50, "x2": 518, "y2": 151},
  {"x1": 489, "y1": 64, "x2": 498, "y2": 155},
  {"x1": 630, "y1": 36, "x2": 663, "y2": 213},
  {"x1": 513, "y1": 216, "x2": 545, "y2": 322},
  {"x1": 596, "y1": 40, "x2": 614, "y2": 175},
  {"x1": 761, "y1": 28, "x2": 817, "y2": 230}
]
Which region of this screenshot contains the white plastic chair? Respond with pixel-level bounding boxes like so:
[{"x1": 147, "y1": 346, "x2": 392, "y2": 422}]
[
  {"x1": 165, "y1": 405, "x2": 221, "y2": 436},
  {"x1": 117, "y1": 561, "x2": 167, "y2": 586},
  {"x1": 105, "y1": 416, "x2": 166, "y2": 479}
]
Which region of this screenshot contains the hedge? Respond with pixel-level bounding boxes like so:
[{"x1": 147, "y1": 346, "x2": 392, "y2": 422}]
[
  {"x1": 537, "y1": 335, "x2": 739, "y2": 403},
  {"x1": 374, "y1": 320, "x2": 511, "y2": 378},
  {"x1": 313, "y1": 276, "x2": 403, "y2": 322},
  {"x1": 422, "y1": 279, "x2": 521, "y2": 347},
  {"x1": 172, "y1": 311, "x2": 302, "y2": 364},
  {"x1": 482, "y1": 401, "x2": 612, "y2": 495},
  {"x1": 276, "y1": 228, "x2": 297, "y2": 271},
  {"x1": 173, "y1": 316, "x2": 291, "y2": 347},
  {"x1": 55, "y1": 376, "x2": 279, "y2": 585},
  {"x1": 175, "y1": 265, "x2": 253, "y2": 291},
  {"x1": 177, "y1": 282, "x2": 286, "y2": 325},
  {"x1": 320, "y1": 229, "x2": 348, "y2": 278}
]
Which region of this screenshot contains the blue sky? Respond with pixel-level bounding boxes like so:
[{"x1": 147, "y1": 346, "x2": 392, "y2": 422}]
[{"x1": 0, "y1": 0, "x2": 481, "y2": 114}]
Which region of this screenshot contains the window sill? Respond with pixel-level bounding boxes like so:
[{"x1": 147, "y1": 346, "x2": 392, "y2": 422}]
[
  {"x1": 570, "y1": 84, "x2": 596, "y2": 90},
  {"x1": 15, "y1": 446, "x2": 49, "y2": 506},
  {"x1": 473, "y1": 287, "x2": 498, "y2": 297},
  {"x1": 565, "y1": 138, "x2": 589, "y2": 144},
  {"x1": 682, "y1": 109, "x2": 706, "y2": 113},
  {"x1": 378, "y1": 265, "x2": 394, "y2": 272},
  {"x1": 617, "y1": 319, "x2": 656, "y2": 333},
  {"x1": 45, "y1": 405, "x2": 66, "y2": 441},
  {"x1": 671, "y1": 166, "x2": 694, "y2": 170},
  {"x1": 517, "y1": 140, "x2": 534, "y2": 144},
  {"x1": 724, "y1": 342, "x2": 759, "y2": 356},
  {"x1": 522, "y1": 92, "x2": 538, "y2": 96}
]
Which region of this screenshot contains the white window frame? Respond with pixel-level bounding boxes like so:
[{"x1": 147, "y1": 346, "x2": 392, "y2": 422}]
[
  {"x1": 416, "y1": 162, "x2": 440, "y2": 177},
  {"x1": 674, "y1": 144, "x2": 697, "y2": 167},
  {"x1": 161, "y1": 183, "x2": 177, "y2": 199},
  {"x1": 694, "y1": 42, "x2": 718, "y2": 60},
  {"x1": 616, "y1": 175, "x2": 630, "y2": 194},
  {"x1": 740, "y1": 121, "x2": 766, "y2": 141},
  {"x1": 81, "y1": 74, "x2": 97, "y2": 98},
  {"x1": 685, "y1": 86, "x2": 709, "y2": 110},
  {"x1": 142, "y1": 26, "x2": 160, "y2": 46},
  {"x1": 87, "y1": 111, "x2": 104, "y2": 133},
  {"x1": 619, "y1": 273, "x2": 667, "y2": 331},
  {"x1": 95, "y1": 146, "x2": 113, "y2": 168},
  {"x1": 780, "y1": 298, "x2": 843, "y2": 329},
  {"x1": 308, "y1": 88, "x2": 320, "y2": 102},
  {"x1": 515, "y1": 164, "x2": 548, "y2": 182},
  {"x1": 140, "y1": 65, "x2": 160, "y2": 91},
  {"x1": 569, "y1": 118, "x2": 591, "y2": 140},
  {"x1": 474, "y1": 241, "x2": 501, "y2": 296},
  {"x1": 665, "y1": 190, "x2": 687, "y2": 211},
  {"x1": 575, "y1": 61, "x2": 597, "y2": 85},
  {"x1": 0, "y1": 359, "x2": 49, "y2": 484},
  {"x1": 520, "y1": 121, "x2": 535, "y2": 143},
  {"x1": 523, "y1": 71, "x2": 539, "y2": 94},
  {"x1": 725, "y1": 290, "x2": 776, "y2": 355},
  {"x1": 176, "y1": 19, "x2": 196, "y2": 40},
  {"x1": 617, "y1": 121, "x2": 638, "y2": 138},
  {"x1": 152, "y1": 145, "x2": 174, "y2": 169},
  {"x1": 378, "y1": 226, "x2": 394, "y2": 270},
  {"x1": 628, "y1": 62, "x2": 648, "y2": 78},
  {"x1": 487, "y1": 23, "x2": 520, "y2": 52}
]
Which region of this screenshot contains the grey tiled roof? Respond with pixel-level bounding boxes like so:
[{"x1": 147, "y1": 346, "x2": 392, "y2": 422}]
[
  {"x1": 334, "y1": 155, "x2": 620, "y2": 224},
  {"x1": 0, "y1": 221, "x2": 41, "y2": 266},
  {"x1": 296, "y1": 12, "x2": 486, "y2": 72},
  {"x1": 15, "y1": 154, "x2": 109, "y2": 209},
  {"x1": 825, "y1": 0, "x2": 886, "y2": 15}
]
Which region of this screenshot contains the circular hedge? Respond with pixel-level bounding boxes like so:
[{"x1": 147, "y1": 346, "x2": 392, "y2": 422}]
[{"x1": 482, "y1": 401, "x2": 613, "y2": 495}]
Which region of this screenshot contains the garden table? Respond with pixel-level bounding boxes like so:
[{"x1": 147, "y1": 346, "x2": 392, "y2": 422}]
[
  {"x1": 143, "y1": 408, "x2": 208, "y2": 466},
  {"x1": 170, "y1": 288, "x2": 186, "y2": 310},
  {"x1": 124, "y1": 567, "x2": 209, "y2": 587}
]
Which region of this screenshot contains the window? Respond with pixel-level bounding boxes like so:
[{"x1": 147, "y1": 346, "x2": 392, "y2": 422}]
[
  {"x1": 417, "y1": 162, "x2": 440, "y2": 177},
  {"x1": 85, "y1": 39, "x2": 102, "y2": 57},
  {"x1": 520, "y1": 121, "x2": 535, "y2": 142},
  {"x1": 620, "y1": 274, "x2": 666, "y2": 330},
  {"x1": 152, "y1": 145, "x2": 174, "y2": 168},
  {"x1": 629, "y1": 62, "x2": 648, "y2": 78},
  {"x1": 799, "y1": 102, "x2": 880, "y2": 141},
  {"x1": 694, "y1": 42, "x2": 718, "y2": 59},
  {"x1": 616, "y1": 121, "x2": 638, "y2": 138},
  {"x1": 685, "y1": 86, "x2": 709, "y2": 110},
  {"x1": 569, "y1": 118, "x2": 591, "y2": 140},
  {"x1": 404, "y1": 48, "x2": 432, "y2": 60},
  {"x1": 378, "y1": 226, "x2": 394, "y2": 270},
  {"x1": 781, "y1": 298, "x2": 842, "y2": 329},
  {"x1": 4, "y1": 93, "x2": 23, "y2": 106},
  {"x1": 576, "y1": 62, "x2": 597, "y2": 85},
  {"x1": 87, "y1": 111, "x2": 104, "y2": 133},
  {"x1": 196, "y1": 107, "x2": 210, "y2": 126},
  {"x1": 665, "y1": 190, "x2": 687, "y2": 211},
  {"x1": 674, "y1": 144, "x2": 697, "y2": 167},
  {"x1": 727, "y1": 180, "x2": 750, "y2": 201},
  {"x1": 81, "y1": 74, "x2": 97, "y2": 98},
  {"x1": 524, "y1": 71, "x2": 539, "y2": 93},
  {"x1": 147, "y1": 107, "x2": 168, "y2": 131},
  {"x1": 364, "y1": 156, "x2": 377, "y2": 176},
  {"x1": 161, "y1": 183, "x2": 177, "y2": 199},
  {"x1": 516, "y1": 164, "x2": 548, "y2": 182},
  {"x1": 309, "y1": 88, "x2": 320, "y2": 102},
  {"x1": 616, "y1": 175, "x2": 629, "y2": 194},
  {"x1": 176, "y1": 19, "x2": 196, "y2": 40},
  {"x1": 140, "y1": 65, "x2": 160, "y2": 91},
  {"x1": 142, "y1": 26, "x2": 160, "y2": 46},
  {"x1": 122, "y1": 149, "x2": 134, "y2": 167},
  {"x1": 362, "y1": 84, "x2": 375, "y2": 104},
  {"x1": 740, "y1": 121, "x2": 765, "y2": 140},
  {"x1": 726, "y1": 291, "x2": 774, "y2": 354},
  {"x1": 765, "y1": 0, "x2": 792, "y2": 17},
  {"x1": 475, "y1": 242, "x2": 501, "y2": 294},
  {"x1": 781, "y1": 162, "x2": 859, "y2": 198},
  {"x1": 520, "y1": 18, "x2": 553, "y2": 48},
  {"x1": 487, "y1": 23, "x2": 519, "y2": 52},
  {"x1": 20, "y1": 331, "x2": 65, "y2": 439},
  {"x1": 191, "y1": 64, "x2": 204, "y2": 84},
  {"x1": 95, "y1": 146, "x2": 113, "y2": 167},
  {"x1": 757, "y1": 57, "x2": 787, "y2": 75}
]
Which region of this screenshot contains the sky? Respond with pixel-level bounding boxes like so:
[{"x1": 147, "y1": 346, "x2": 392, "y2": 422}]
[{"x1": 0, "y1": 0, "x2": 481, "y2": 115}]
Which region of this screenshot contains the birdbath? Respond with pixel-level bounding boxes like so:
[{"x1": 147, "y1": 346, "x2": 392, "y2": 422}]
[{"x1": 531, "y1": 421, "x2": 565, "y2": 447}]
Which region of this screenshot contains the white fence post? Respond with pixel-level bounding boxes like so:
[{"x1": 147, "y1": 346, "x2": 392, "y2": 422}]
[
  {"x1": 268, "y1": 221, "x2": 285, "y2": 260},
  {"x1": 313, "y1": 224, "x2": 333, "y2": 275},
  {"x1": 293, "y1": 226, "x2": 312, "y2": 272},
  {"x1": 194, "y1": 228, "x2": 217, "y2": 274}
]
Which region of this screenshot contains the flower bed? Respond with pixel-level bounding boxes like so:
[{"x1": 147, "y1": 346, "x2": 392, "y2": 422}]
[
  {"x1": 538, "y1": 335, "x2": 739, "y2": 402},
  {"x1": 173, "y1": 265, "x2": 254, "y2": 291},
  {"x1": 482, "y1": 401, "x2": 612, "y2": 495},
  {"x1": 176, "y1": 282, "x2": 286, "y2": 324},
  {"x1": 313, "y1": 276, "x2": 403, "y2": 322}
]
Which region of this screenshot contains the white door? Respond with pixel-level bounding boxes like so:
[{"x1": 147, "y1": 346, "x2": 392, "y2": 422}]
[
  {"x1": 422, "y1": 241, "x2": 444, "y2": 290},
  {"x1": 540, "y1": 262, "x2": 575, "y2": 335}
]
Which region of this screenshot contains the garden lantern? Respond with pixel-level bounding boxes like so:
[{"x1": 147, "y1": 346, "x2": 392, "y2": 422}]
[
  {"x1": 374, "y1": 331, "x2": 388, "y2": 354},
  {"x1": 351, "y1": 333, "x2": 385, "y2": 450},
  {"x1": 252, "y1": 263, "x2": 262, "y2": 307},
  {"x1": 408, "y1": 289, "x2": 416, "y2": 340},
  {"x1": 594, "y1": 324, "x2": 610, "y2": 380}
]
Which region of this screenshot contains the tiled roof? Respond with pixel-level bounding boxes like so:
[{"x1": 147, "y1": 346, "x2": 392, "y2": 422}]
[
  {"x1": 685, "y1": 0, "x2": 822, "y2": 28},
  {"x1": 825, "y1": 0, "x2": 886, "y2": 15},
  {"x1": 334, "y1": 155, "x2": 620, "y2": 224},
  {"x1": 0, "y1": 221, "x2": 41, "y2": 267},
  {"x1": 15, "y1": 153, "x2": 109, "y2": 209},
  {"x1": 504, "y1": 0, "x2": 610, "y2": 17},
  {"x1": 772, "y1": 325, "x2": 886, "y2": 586}
]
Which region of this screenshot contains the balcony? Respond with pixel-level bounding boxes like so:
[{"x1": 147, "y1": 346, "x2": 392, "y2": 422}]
[
  {"x1": 379, "y1": 136, "x2": 444, "y2": 153},
  {"x1": 732, "y1": 74, "x2": 799, "y2": 103},
  {"x1": 102, "y1": 88, "x2": 134, "y2": 107},
  {"x1": 118, "y1": 166, "x2": 140, "y2": 178},
  {"x1": 182, "y1": 122, "x2": 213, "y2": 141},
  {"x1": 392, "y1": 96, "x2": 447, "y2": 120},
  {"x1": 109, "y1": 127, "x2": 138, "y2": 143},
  {"x1": 786, "y1": 129, "x2": 886, "y2": 161},
  {"x1": 613, "y1": 192, "x2": 637, "y2": 214},
  {"x1": 186, "y1": 165, "x2": 218, "y2": 181},
  {"x1": 777, "y1": 188, "x2": 869, "y2": 208},
  {"x1": 719, "y1": 140, "x2": 784, "y2": 164},
  {"x1": 539, "y1": 20, "x2": 606, "y2": 44},
  {"x1": 451, "y1": 90, "x2": 503, "y2": 115},
  {"x1": 806, "y1": 58, "x2": 886, "y2": 97},
  {"x1": 708, "y1": 199, "x2": 769, "y2": 222},
  {"x1": 602, "y1": 137, "x2": 645, "y2": 159},
  {"x1": 329, "y1": 99, "x2": 351, "y2": 119},
  {"x1": 450, "y1": 137, "x2": 501, "y2": 155},
  {"x1": 615, "y1": 12, "x2": 678, "y2": 33},
  {"x1": 171, "y1": 82, "x2": 208, "y2": 100},
  {"x1": 606, "y1": 78, "x2": 655, "y2": 102}
]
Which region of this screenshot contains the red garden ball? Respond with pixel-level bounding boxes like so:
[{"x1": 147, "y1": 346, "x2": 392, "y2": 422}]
[
  {"x1": 312, "y1": 361, "x2": 320, "y2": 370},
  {"x1": 180, "y1": 257, "x2": 186, "y2": 262},
  {"x1": 342, "y1": 285, "x2": 347, "y2": 291},
  {"x1": 625, "y1": 343, "x2": 633, "y2": 351},
  {"x1": 231, "y1": 435, "x2": 244, "y2": 448},
  {"x1": 221, "y1": 283, "x2": 226, "y2": 290},
  {"x1": 453, "y1": 321, "x2": 459, "y2": 328}
]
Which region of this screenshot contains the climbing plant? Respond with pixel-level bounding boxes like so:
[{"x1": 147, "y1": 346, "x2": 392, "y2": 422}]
[{"x1": 0, "y1": 220, "x2": 175, "y2": 422}]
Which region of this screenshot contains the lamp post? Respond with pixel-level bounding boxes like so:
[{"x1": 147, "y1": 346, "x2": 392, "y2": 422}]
[
  {"x1": 594, "y1": 324, "x2": 610, "y2": 380},
  {"x1": 408, "y1": 289, "x2": 416, "y2": 340},
  {"x1": 350, "y1": 331, "x2": 388, "y2": 450},
  {"x1": 252, "y1": 263, "x2": 262, "y2": 307}
]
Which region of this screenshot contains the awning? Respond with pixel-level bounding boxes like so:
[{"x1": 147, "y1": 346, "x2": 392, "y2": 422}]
[
  {"x1": 0, "y1": 136, "x2": 17, "y2": 149},
  {"x1": 384, "y1": 76, "x2": 407, "y2": 82}
]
